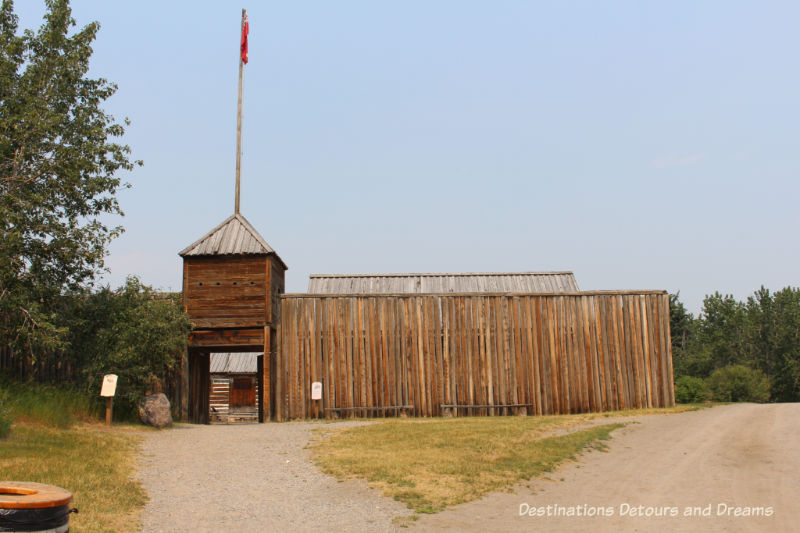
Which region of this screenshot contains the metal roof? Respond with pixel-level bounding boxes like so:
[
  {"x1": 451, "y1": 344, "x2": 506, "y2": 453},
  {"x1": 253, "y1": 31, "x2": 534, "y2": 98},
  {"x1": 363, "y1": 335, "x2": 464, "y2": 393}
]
[
  {"x1": 179, "y1": 214, "x2": 285, "y2": 267},
  {"x1": 210, "y1": 352, "x2": 260, "y2": 374},
  {"x1": 307, "y1": 272, "x2": 579, "y2": 294}
]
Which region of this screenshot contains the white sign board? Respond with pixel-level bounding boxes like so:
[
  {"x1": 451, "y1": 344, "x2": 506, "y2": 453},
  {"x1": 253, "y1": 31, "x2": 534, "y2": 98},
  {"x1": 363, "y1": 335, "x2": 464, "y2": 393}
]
[
  {"x1": 311, "y1": 381, "x2": 322, "y2": 400},
  {"x1": 100, "y1": 374, "x2": 118, "y2": 397}
]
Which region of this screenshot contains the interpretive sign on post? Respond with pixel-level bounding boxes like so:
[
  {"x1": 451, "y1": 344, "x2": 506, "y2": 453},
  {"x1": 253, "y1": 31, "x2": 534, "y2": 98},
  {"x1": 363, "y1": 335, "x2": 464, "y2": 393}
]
[
  {"x1": 100, "y1": 374, "x2": 118, "y2": 425},
  {"x1": 100, "y1": 374, "x2": 118, "y2": 397},
  {"x1": 311, "y1": 381, "x2": 322, "y2": 400}
]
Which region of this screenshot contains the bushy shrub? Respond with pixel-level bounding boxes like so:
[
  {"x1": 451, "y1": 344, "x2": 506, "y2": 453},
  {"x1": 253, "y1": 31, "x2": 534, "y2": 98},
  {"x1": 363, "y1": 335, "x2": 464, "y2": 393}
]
[
  {"x1": 71, "y1": 277, "x2": 192, "y2": 420},
  {"x1": 708, "y1": 365, "x2": 770, "y2": 403},
  {"x1": 675, "y1": 376, "x2": 710, "y2": 403}
]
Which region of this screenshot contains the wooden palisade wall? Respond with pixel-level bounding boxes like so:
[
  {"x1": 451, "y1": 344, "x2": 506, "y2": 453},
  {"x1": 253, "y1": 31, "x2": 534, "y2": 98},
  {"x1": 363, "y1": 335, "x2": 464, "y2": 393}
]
[{"x1": 275, "y1": 291, "x2": 674, "y2": 420}]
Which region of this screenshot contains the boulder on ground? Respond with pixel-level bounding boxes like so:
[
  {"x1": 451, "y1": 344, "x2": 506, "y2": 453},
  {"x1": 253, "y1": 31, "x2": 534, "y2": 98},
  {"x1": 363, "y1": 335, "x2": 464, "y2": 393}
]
[{"x1": 139, "y1": 393, "x2": 173, "y2": 428}]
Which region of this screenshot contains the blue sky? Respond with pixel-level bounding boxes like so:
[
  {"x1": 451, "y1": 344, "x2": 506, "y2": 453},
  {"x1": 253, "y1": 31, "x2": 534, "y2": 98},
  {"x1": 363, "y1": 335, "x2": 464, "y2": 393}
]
[{"x1": 14, "y1": 1, "x2": 800, "y2": 314}]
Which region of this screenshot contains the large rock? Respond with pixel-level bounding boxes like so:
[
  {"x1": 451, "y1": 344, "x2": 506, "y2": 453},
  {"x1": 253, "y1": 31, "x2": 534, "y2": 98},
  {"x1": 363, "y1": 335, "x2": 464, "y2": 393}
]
[{"x1": 138, "y1": 393, "x2": 173, "y2": 428}]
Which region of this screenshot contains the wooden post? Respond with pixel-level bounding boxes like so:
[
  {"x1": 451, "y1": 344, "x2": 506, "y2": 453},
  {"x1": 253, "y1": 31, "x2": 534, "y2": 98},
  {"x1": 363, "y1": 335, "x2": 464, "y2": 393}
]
[
  {"x1": 180, "y1": 345, "x2": 189, "y2": 422},
  {"x1": 234, "y1": 8, "x2": 246, "y2": 214},
  {"x1": 100, "y1": 374, "x2": 118, "y2": 425},
  {"x1": 105, "y1": 397, "x2": 113, "y2": 426},
  {"x1": 258, "y1": 350, "x2": 265, "y2": 422}
]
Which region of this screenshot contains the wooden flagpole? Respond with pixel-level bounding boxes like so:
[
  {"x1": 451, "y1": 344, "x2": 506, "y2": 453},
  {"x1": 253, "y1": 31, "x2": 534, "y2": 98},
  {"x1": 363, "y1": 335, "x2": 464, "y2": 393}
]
[{"x1": 235, "y1": 8, "x2": 246, "y2": 215}]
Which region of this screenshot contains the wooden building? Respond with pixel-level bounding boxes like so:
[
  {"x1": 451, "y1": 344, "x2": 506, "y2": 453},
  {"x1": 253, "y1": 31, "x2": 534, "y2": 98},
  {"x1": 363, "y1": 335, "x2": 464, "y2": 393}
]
[
  {"x1": 209, "y1": 352, "x2": 260, "y2": 423},
  {"x1": 169, "y1": 11, "x2": 671, "y2": 423},
  {"x1": 179, "y1": 213, "x2": 286, "y2": 423},
  {"x1": 180, "y1": 219, "x2": 674, "y2": 422},
  {"x1": 276, "y1": 272, "x2": 673, "y2": 420}
]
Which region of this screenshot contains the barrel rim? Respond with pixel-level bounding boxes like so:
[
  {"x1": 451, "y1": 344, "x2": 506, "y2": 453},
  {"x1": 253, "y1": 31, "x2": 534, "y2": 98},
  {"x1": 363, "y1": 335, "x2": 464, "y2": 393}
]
[{"x1": 0, "y1": 481, "x2": 72, "y2": 509}]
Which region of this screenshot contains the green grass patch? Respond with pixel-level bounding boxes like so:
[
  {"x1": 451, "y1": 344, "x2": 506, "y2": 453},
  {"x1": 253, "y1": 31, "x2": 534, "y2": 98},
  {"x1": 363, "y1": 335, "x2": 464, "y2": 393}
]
[
  {"x1": 311, "y1": 406, "x2": 703, "y2": 514},
  {"x1": 0, "y1": 381, "x2": 147, "y2": 531},
  {"x1": 0, "y1": 388, "x2": 11, "y2": 438},
  {"x1": 0, "y1": 379, "x2": 100, "y2": 429},
  {"x1": 0, "y1": 423, "x2": 146, "y2": 533}
]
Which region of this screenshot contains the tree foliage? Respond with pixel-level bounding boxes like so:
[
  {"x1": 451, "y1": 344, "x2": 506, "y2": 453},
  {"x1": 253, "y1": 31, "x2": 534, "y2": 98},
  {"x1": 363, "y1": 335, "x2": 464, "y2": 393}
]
[
  {"x1": 0, "y1": 0, "x2": 138, "y2": 354},
  {"x1": 674, "y1": 375, "x2": 709, "y2": 404},
  {"x1": 707, "y1": 365, "x2": 770, "y2": 403},
  {"x1": 64, "y1": 277, "x2": 192, "y2": 419},
  {"x1": 0, "y1": 2, "x2": 189, "y2": 421},
  {"x1": 670, "y1": 286, "x2": 800, "y2": 403}
]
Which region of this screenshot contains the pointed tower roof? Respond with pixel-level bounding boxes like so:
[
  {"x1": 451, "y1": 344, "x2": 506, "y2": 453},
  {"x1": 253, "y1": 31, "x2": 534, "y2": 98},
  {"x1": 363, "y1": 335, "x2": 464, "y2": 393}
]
[{"x1": 179, "y1": 213, "x2": 286, "y2": 268}]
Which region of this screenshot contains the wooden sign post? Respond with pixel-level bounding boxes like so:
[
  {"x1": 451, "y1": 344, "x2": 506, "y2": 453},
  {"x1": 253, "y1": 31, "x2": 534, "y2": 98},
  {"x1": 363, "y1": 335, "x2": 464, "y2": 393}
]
[
  {"x1": 311, "y1": 381, "x2": 322, "y2": 418},
  {"x1": 100, "y1": 374, "x2": 118, "y2": 425}
]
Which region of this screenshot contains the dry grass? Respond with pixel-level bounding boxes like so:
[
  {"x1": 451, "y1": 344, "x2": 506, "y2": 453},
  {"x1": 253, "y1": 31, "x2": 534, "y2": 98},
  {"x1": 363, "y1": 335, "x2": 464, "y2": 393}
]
[
  {"x1": 0, "y1": 422, "x2": 146, "y2": 533},
  {"x1": 311, "y1": 405, "x2": 706, "y2": 514},
  {"x1": 580, "y1": 403, "x2": 708, "y2": 418}
]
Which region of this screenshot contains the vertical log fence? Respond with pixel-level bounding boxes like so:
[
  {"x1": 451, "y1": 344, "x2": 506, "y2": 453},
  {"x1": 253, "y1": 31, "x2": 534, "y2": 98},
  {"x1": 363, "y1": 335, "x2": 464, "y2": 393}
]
[{"x1": 275, "y1": 291, "x2": 674, "y2": 420}]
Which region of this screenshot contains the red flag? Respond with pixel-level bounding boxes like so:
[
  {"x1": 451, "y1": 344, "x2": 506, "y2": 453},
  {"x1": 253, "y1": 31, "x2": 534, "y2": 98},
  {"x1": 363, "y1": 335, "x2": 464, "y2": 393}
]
[{"x1": 240, "y1": 14, "x2": 249, "y2": 64}]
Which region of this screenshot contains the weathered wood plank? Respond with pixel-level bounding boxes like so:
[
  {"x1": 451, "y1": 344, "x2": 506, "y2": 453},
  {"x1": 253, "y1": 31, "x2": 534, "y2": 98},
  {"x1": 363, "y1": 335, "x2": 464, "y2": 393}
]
[
  {"x1": 189, "y1": 328, "x2": 264, "y2": 348},
  {"x1": 275, "y1": 293, "x2": 673, "y2": 420}
]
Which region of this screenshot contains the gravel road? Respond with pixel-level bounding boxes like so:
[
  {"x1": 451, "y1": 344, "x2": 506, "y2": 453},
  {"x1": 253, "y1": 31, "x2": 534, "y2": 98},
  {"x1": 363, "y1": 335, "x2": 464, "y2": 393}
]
[
  {"x1": 136, "y1": 403, "x2": 799, "y2": 532},
  {"x1": 135, "y1": 421, "x2": 411, "y2": 532},
  {"x1": 414, "y1": 403, "x2": 800, "y2": 532}
]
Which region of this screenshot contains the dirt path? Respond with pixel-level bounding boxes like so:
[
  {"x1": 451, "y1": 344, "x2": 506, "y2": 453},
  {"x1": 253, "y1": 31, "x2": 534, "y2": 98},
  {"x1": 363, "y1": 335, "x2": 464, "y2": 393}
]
[
  {"x1": 136, "y1": 404, "x2": 799, "y2": 532},
  {"x1": 135, "y1": 421, "x2": 411, "y2": 532},
  {"x1": 413, "y1": 403, "x2": 800, "y2": 532}
]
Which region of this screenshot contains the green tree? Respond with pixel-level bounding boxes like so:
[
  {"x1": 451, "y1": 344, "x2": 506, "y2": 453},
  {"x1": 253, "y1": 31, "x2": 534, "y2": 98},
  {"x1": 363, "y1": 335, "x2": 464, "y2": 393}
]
[
  {"x1": 66, "y1": 277, "x2": 192, "y2": 419},
  {"x1": 672, "y1": 286, "x2": 800, "y2": 402},
  {"x1": 668, "y1": 292, "x2": 709, "y2": 378},
  {"x1": 744, "y1": 286, "x2": 800, "y2": 401},
  {"x1": 669, "y1": 292, "x2": 693, "y2": 352},
  {"x1": 0, "y1": 0, "x2": 138, "y2": 355},
  {"x1": 696, "y1": 292, "x2": 747, "y2": 371}
]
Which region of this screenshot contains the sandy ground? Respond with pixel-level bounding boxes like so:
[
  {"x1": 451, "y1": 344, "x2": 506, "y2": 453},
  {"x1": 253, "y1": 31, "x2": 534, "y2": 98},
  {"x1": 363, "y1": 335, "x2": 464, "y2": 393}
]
[
  {"x1": 414, "y1": 403, "x2": 799, "y2": 532},
  {"x1": 136, "y1": 403, "x2": 799, "y2": 532},
  {"x1": 135, "y1": 421, "x2": 412, "y2": 532}
]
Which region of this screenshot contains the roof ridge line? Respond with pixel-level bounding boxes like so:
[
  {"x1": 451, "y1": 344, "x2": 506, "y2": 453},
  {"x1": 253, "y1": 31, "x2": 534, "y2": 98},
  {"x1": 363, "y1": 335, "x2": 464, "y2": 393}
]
[
  {"x1": 309, "y1": 271, "x2": 575, "y2": 278},
  {"x1": 178, "y1": 213, "x2": 238, "y2": 256}
]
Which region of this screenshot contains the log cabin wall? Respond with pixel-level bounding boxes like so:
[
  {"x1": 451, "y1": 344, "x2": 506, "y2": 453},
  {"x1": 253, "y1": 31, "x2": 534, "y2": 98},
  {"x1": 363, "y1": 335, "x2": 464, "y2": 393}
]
[
  {"x1": 209, "y1": 374, "x2": 260, "y2": 423},
  {"x1": 209, "y1": 375, "x2": 231, "y2": 420},
  {"x1": 275, "y1": 291, "x2": 674, "y2": 420}
]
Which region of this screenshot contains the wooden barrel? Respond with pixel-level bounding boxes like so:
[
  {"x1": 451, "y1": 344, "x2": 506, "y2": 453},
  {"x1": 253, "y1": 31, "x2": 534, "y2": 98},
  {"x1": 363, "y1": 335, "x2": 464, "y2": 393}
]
[{"x1": 0, "y1": 481, "x2": 74, "y2": 532}]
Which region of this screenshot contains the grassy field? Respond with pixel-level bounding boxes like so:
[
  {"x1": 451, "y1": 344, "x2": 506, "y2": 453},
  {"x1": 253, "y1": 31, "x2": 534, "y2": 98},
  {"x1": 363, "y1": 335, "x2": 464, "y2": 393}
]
[
  {"x1": 1, "y1": 380, "x2": 100, "y2": 428},
  {"x1": 0, "y1": 381, "x2": 706, "y2": 529},
  {"x1": 0, "y1": 424, "x2": 146, "y2": 533},
  {"x1": 0, "y1": 381, "x2": 147, "y2": 533},
  {"x1": 311, "y1": 405, "x2": 702, "y2": 514}
]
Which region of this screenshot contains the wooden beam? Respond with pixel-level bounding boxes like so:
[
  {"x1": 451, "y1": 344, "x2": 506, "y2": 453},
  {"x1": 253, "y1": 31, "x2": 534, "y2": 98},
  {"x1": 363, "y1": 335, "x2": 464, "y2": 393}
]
[{"x1": 189, "y1": 328, "x2": 264, "y2": 348}]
